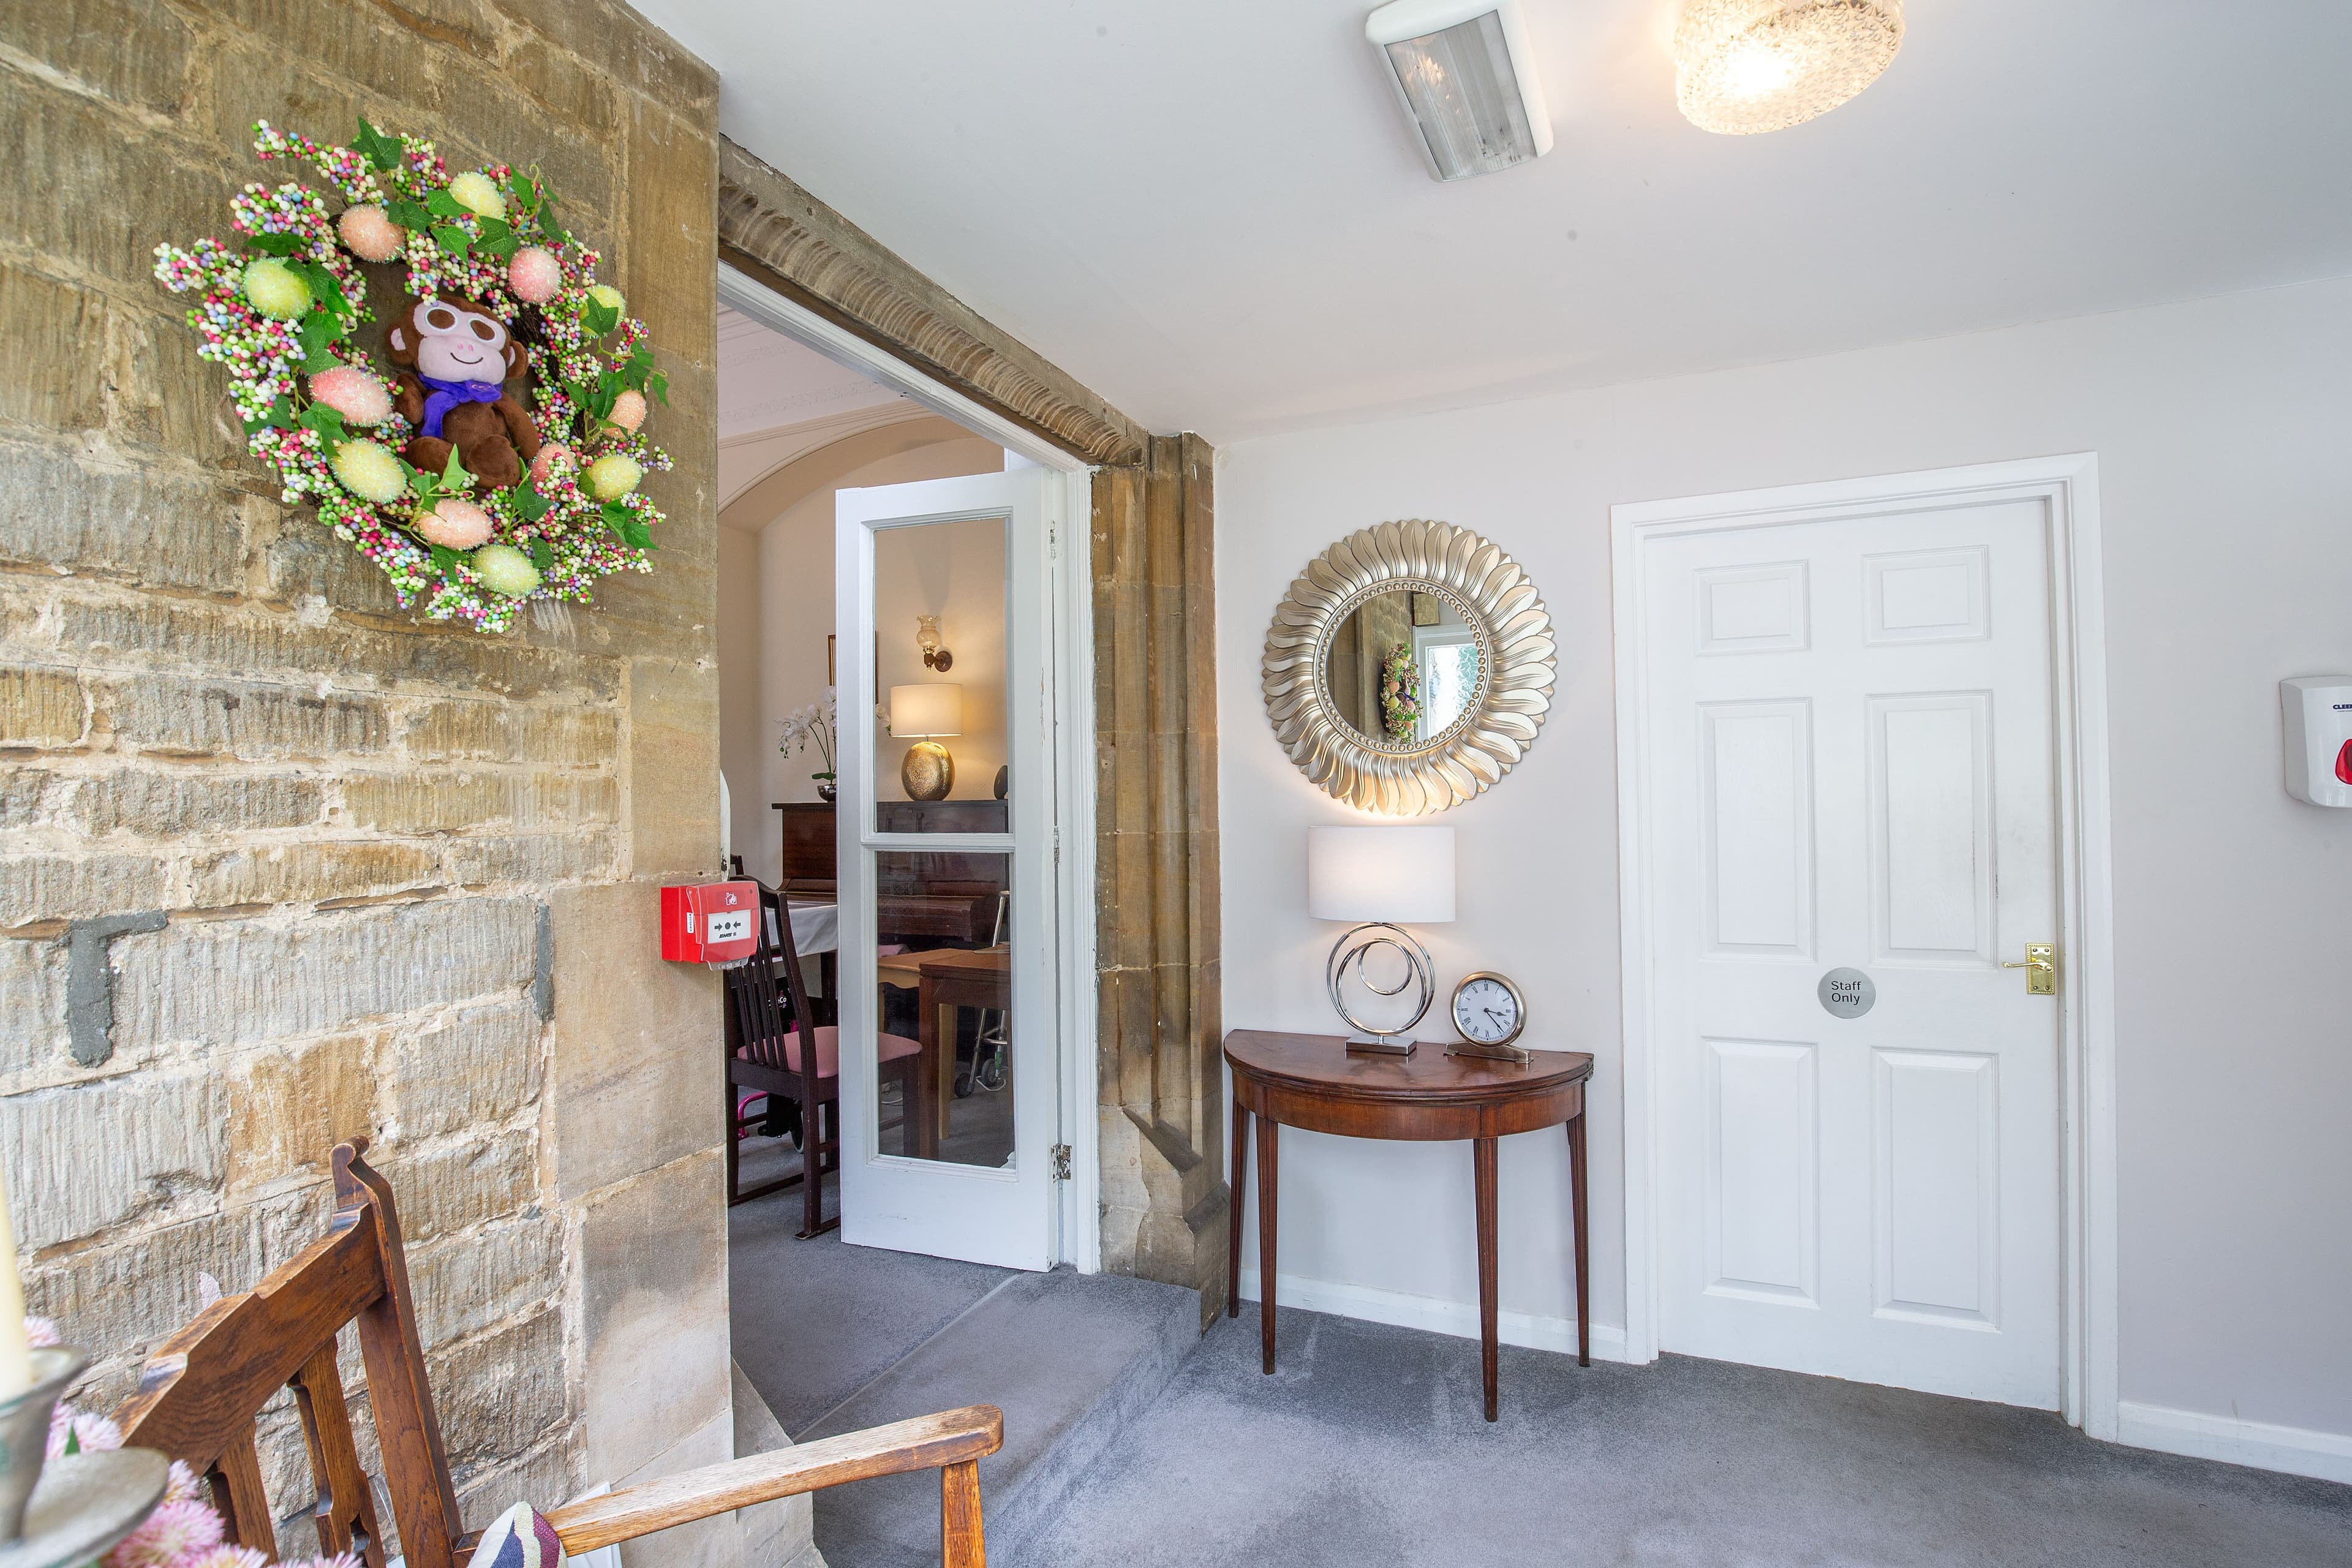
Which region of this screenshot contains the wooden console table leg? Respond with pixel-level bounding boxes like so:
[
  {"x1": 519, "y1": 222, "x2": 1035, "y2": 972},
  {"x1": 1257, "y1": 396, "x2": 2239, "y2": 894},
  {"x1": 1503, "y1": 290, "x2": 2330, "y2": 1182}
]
[
  {"x1": 1567, "y1": 1112, "x2": 1589, "y2": 1368},
  {"x1": 1257, "y1": 1117, "x2": 1280, "y2": 1374},
  {"x1": 1228, "y1": 1098, "x2": 1249, "y2": 1319},
  {"x1": 1474, "y1": 1134, "x2": 1500, "y2": 1421}
]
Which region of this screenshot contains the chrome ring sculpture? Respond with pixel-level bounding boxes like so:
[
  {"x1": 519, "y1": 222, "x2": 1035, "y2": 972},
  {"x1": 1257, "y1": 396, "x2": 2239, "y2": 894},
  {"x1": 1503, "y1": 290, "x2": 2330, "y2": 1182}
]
[
  {"x1": 1263, "y1": 519, "x2": 1556, "y2": 815},
  {"x1": 1325, "y1": 921, "x2": 1435, "y2": 1049}
]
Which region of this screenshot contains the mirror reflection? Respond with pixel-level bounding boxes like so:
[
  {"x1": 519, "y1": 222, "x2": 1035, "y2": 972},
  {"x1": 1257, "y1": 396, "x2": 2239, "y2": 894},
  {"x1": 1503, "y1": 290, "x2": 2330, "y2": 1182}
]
[{"x1": 1322, "y1": 587, "x2": 1482, "y2": 747}]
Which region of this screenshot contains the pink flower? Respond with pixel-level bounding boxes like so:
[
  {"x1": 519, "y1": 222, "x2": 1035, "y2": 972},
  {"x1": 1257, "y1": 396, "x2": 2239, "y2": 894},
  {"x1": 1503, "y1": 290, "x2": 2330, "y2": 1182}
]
[
  {"x1": 164, "y1": 1460, "x2": 205, "y2": 1504},
  {"x1": 23, "y1": 1315, "x2": 59, "y2": 1348},
  {"x1": 176, "y1": 1548, "x2": 270, "y2": 1568},
  {"x1": 107, "y1": 1498, "x2": 225, "y2": 1568},
  {"x1": 48, "y1": 1402, "x2": 123, "y2": 1458}
]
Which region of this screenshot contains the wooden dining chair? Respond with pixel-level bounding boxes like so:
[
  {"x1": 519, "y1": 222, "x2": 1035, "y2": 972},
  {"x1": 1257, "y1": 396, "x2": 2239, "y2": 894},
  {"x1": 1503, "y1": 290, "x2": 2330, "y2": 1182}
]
[
  {"x1": 116, "y1": 1140, "x2": 1002, "y2": 1568},
  {"x1": 725, "y1": 880, "x2": 926, "y2": 1232}
]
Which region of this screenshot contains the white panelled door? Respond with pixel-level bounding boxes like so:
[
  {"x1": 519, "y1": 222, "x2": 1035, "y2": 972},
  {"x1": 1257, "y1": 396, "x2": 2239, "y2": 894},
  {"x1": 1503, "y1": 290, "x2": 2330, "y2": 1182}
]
[{"x1": 1644, "y1": 498, "x2": 2062, "y2": 1408}]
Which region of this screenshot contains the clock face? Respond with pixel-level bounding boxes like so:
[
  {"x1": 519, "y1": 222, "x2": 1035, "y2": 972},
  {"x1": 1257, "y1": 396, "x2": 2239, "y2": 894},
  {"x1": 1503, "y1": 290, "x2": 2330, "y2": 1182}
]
[{"x1": 1453, "y1": 974, "x2": 1523, "y2": 1046}]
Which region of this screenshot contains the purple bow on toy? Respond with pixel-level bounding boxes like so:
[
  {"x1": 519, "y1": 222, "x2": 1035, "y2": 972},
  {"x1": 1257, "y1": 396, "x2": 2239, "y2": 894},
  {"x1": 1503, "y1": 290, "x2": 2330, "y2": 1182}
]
[{"x1": 418, "y1": 375, "x2": 503, "y2": 440}]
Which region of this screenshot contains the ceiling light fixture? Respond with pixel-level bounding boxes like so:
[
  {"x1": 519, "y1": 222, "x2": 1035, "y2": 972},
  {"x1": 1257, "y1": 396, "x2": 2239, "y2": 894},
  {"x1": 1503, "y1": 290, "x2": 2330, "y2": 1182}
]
[
  {"x1": 1366, "y1": 0, "x2": 1553, "y2": 183},
  {"x1": 1675, "y1": 0, "x2": 1904, "y2": 135}
]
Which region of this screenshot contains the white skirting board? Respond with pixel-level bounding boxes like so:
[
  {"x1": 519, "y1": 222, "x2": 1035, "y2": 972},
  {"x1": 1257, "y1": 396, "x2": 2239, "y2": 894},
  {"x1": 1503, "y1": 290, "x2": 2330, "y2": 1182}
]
[
  {"x1": 2114, "y1": 1401, "x2": 2352, "y2": 1486},
  {"x1": 1234, "y1": 1270, "x2": 1634, "y2": 1363}
]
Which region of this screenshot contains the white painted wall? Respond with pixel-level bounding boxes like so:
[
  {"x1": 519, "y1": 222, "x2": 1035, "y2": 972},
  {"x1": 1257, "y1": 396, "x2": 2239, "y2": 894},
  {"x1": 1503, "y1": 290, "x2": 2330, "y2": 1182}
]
[
  {"x1": 714, "y1": 436, "x2": 1006, "y2": 884},
  {"x1": 1217, "y1": 277, "x2": 2352, "y2": 1455}
]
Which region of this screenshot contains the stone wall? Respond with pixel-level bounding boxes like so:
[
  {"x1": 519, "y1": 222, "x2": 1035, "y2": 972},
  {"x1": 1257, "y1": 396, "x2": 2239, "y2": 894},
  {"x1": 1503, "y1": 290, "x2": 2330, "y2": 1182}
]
[{"x1": 0, "y1": 1, "x2": 750, "y2": 1556}]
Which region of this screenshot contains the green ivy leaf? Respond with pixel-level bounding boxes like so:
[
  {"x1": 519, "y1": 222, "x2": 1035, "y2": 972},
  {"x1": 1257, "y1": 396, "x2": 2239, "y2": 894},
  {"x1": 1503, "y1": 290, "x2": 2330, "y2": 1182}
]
[
  {"x1": 620, "y1": 517, "x2": 654, "y2": 551},
  {"x1": 480, "y1": 235, "x2": 520, "y2": 262},
  {"x1": 296, "y1": 400, "x2": 349, "y2": 453},
  {"x1": 581, "y1": 297, "x2": 620, "y2": 337},
  {"x1": 513, "y1": 482, "x2": 551, "y2": 524},
  {"x1": 505, "y1": 173, "x2": 539, "y2": 216},
  {"x1": 424, "y1": 189, "x2": 469, "y2": 219},
  {"x1": 475, "y1": 218, "x2": 511, "y2": 247},
  {"x1": 300, "y1": 263, "x2": 350, "y2": 319},
  {"x1": 243, "y1": 393, "x2": 297, "y2": 435},
  {"x1": 354, "y1": 116, "x2": 404, "y2": 173},
  {"x1": 646, "y1": 370, "x2": 669, "y2": 407},
  {"x1": 430, "y1": 224, "x2": 472, "y2": 259},
  {"x1": 429, "y1": 543, "x2": 466, "y2": 579},
  {"x1": 247, "y1": 232, "x2": 304, "y2": 257},
  {"x1": 528, "y1": 538, "x2": 554, "y2": 572},
  {"x1": 386, "y1": 197, "x2": 433, "y2": 232},
  {"x1": 442, "y1": 444, "x2": 473, "y2": 493}
]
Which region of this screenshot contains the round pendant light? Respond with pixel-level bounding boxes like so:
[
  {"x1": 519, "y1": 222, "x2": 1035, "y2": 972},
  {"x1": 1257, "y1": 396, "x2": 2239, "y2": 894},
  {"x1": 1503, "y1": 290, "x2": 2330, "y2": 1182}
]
[{"x1": 1675, "y1": 0, "x2": 1905, "y2": 135}]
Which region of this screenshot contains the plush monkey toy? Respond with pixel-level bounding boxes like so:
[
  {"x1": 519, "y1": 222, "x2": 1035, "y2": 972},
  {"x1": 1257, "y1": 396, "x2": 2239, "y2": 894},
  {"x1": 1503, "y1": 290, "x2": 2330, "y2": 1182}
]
[{"x1": 386, "y1": 295, "x2": 542, "y2": 489}]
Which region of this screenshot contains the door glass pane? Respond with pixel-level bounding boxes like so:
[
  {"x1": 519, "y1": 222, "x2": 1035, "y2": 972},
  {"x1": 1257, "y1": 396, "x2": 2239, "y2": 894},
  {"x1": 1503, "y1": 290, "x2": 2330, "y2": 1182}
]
[
  {"x1": 872, "y1": 848, "x2": 1014, "y2": 1169},
  {"x1": 869, "y1": 514, "x2": 1011, "y2": 828}
]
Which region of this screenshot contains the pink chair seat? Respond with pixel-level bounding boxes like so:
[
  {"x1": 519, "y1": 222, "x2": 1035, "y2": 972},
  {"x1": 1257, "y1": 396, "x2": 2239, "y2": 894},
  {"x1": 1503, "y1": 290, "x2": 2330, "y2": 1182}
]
[{"x1": 744, "y1": 1024, "x2": 922, "y2": 1079}]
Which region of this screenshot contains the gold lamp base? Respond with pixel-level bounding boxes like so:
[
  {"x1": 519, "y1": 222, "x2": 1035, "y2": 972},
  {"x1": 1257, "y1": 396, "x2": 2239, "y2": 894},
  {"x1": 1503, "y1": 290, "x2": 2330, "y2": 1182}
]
[{"x1": 901, "y1": 740, "x2": 955, "y2": 801}]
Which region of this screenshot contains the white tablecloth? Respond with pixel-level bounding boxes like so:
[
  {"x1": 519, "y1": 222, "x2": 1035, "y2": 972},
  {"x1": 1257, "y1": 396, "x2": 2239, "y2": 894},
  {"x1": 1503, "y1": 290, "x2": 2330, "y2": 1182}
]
[{"x1": 765, "y1": 901, "x2": 837, "y2": 957}]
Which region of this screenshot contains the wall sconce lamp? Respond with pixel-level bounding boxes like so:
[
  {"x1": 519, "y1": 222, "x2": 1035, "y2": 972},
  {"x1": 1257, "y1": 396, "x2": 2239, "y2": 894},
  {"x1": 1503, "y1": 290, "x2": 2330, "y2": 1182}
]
[
  {"x1": 1307, "y1": 824, "x2": 1457, "y2": 1055},
  {"x1": 916, "y1": 616, "x2": 952, "y2": 672}
]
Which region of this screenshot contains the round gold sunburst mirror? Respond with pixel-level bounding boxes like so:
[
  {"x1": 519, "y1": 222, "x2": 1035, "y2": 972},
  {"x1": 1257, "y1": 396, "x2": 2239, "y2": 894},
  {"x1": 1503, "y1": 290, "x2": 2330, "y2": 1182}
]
[{"x1": 1263, "y1": 519, "x2": 1556, "y2": 815}]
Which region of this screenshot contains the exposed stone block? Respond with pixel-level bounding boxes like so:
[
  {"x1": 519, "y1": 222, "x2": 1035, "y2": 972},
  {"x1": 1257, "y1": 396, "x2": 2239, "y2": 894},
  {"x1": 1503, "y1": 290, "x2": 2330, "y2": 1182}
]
[
  {"x1": 340, "y1": 771, "x2": 620, "y2": 834},
  {"x1": 99, "y1": 674, "x2": 391, "y2": 761},
  {"x1": 0, "y1": 82, "x2": 233, "y2": 291},
  {"x1": 0, "y1": 852, "x2": 168, "y2": 928},
  {"x1": 111, "y1": 897, "x2": 535, "y2": 1051},
  {"x1": 388, "y1": 998, "x2": 541, "y2": 1142},
  {"x1": 382, "y1": 1131, "x2": 537, "y2": 1244},
  {"x1": 0, "y1": 937, "x2": 69, "y2": 1078},
  {"x1": 0, "y1": 0, "x2": 197, "y2": 115},
  {"x1": 0, "y1": 442, "x2": 248, "y2": 595},
  {"x1": 547, "y1": 883, "x2": 718, "y2": 1204},
  {"x1": 580, "y1": 1149, "x2": 728, "y2": 1487},
  {"x1": 626, "y1": 657, "x2": 720, "y2": 881},
  {"x1": 430, "y1": 1305, "x2": 566, "y2": 1470},
  {"x1": 2, "y1": 1066, "x2": 228, "y2": 1251},
  {"x1": 441, "y1": 830, "x2": 620, "y2": 888},
  {"x1": 50, "y1": 769, "x2": 326, "y2": 840},
  {"x1": 0, "y1": 666, "x2": 88, "y2": 750},
  {"x1": 224, "y1": 1030, "x2": 379, "y2": 1199},
  {"x1": 401, "y1": 700, "x2": 620, "y2": 766},
  {"x1": 187, "y1": 839, "x2": 442, "y2": 908},
  {"x1": 407, "y1": 1211, "x2": 562, "y2": 1348},
  {"x1": 0, "y1": 267, "x2": 110, "y2": 434}
]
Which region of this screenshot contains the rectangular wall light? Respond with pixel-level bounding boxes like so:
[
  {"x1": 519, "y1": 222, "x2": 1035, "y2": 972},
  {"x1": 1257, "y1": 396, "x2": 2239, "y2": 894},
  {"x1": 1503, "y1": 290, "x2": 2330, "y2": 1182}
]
[{"x1": 1366, "y1": 0, "x2": 1554, "y2": 182}]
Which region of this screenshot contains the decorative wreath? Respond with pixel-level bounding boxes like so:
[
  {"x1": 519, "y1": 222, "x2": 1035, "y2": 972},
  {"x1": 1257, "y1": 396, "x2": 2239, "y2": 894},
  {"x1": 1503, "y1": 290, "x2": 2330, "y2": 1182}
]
[
  {"x1": 153, "y1": 119, "x2": 670, "y2": 635},
  {"x1": 1379, "y1": 640, "x2": 1421, "y2": 741}
]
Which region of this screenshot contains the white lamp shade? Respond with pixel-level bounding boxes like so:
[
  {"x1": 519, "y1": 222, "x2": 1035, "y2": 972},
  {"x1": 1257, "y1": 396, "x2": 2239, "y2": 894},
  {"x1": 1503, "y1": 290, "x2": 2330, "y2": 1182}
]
[
  {"x1": 1306, "y1": 825, "x2": 1456, "y2": 924},
  {"x1": 889, "y1": 683, "x2": 963, "y2": 738}
]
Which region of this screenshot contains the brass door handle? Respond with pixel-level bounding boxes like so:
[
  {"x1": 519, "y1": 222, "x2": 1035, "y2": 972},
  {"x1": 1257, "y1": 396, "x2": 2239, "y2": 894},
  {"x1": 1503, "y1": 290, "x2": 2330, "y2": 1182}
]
[{"x1": 2002, "y1": 942, "x2": 2057, "y2": 995}]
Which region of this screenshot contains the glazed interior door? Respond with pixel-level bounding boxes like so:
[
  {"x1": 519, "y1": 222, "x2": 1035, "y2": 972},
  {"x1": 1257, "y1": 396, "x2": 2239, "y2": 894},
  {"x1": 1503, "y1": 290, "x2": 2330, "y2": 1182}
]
[
  {"x1": 835, "y1": 468, "x2": 1057, "y2": 1270},
  {"x1": 1644, "y1": 497, "x2": 2063, "y2": 1408}
]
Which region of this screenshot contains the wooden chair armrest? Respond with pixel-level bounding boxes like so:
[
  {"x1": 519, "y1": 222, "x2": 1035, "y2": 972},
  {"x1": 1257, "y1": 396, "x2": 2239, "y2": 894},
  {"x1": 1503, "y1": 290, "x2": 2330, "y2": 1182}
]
[{"x1": 541, "y1": 1406, "x2": 1004, "y2": 1553}]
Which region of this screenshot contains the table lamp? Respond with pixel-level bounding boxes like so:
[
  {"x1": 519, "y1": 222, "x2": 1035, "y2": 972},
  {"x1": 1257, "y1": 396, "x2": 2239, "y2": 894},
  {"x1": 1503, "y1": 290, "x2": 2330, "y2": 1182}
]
[
  {"x1": 1307, "y1": 824, "x2": 1455, "y2": 1055},
  {"x1": 890, "y1": 683, "x2": 963, "y2": 801}
]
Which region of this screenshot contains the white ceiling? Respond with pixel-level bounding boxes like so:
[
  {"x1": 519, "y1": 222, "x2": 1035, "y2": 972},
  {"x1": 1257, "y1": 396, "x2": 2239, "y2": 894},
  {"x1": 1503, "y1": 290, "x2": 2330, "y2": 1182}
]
[
  {"x1": 647, "y1": 2, "x2": 2352, "y2": 444},
  {"x1": 717, "y1": 304, "x2": 907, "y2": 440}
]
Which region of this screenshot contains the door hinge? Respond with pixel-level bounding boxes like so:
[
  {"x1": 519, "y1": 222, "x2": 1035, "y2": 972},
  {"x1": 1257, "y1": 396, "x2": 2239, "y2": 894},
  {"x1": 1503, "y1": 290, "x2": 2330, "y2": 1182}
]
[{"x1": 1050, "y1": 1144, "x2": 1072, "y2": 1181}]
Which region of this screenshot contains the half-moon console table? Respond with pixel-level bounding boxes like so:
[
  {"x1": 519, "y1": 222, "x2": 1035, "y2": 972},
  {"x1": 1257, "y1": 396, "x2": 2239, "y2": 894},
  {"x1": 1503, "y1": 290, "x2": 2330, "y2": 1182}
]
[{"x1": 1223, "y1": 1028, "x2": 1596, "y2": 1422}]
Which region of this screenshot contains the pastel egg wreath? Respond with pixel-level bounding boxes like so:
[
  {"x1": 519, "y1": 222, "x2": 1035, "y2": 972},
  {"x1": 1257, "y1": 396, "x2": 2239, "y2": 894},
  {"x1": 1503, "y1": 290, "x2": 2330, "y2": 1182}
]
[{"x1": 153, "y1": 119, "x2": 670, "y2": 635}]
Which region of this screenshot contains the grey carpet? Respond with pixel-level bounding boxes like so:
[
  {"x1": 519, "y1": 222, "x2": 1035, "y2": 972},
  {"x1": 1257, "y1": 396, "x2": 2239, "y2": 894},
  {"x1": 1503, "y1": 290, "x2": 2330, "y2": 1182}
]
[
  {"x1": 728, "y1": 1167, "x2": 1013, "y2": 1435},
  {"x1": 1022, "y1": 1308, "x2": 2352, "y2": 1568},
  {"x1": 800, "y1": 1267, "x2": 1199, "y2": 1568}
]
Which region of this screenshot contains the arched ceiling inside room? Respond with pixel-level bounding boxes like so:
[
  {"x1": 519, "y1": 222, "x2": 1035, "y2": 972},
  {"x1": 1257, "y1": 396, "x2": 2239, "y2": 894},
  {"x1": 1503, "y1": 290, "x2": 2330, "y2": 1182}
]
[{"x1": 647, "y1": 2, "x2": 2352, "y2": 443}]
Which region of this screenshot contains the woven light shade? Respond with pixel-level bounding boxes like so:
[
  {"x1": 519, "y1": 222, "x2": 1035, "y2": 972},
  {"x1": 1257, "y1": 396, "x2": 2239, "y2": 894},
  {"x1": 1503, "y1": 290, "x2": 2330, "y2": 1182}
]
[{"x1": 1675, "y1": 0, "x2": 1904, "y2": 135}]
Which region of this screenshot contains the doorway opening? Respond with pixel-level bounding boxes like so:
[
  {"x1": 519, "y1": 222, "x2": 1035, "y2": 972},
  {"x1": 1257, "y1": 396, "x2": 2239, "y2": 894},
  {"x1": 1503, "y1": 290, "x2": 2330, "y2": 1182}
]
[{"x1": 715, "y1": 263, "x2": 1102, "y2": 1354}]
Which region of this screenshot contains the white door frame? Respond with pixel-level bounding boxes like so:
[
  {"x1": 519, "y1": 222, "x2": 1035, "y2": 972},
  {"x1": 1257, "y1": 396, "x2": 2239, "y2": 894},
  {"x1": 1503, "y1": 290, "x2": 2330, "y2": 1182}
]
[
  {"x1": 1610, "y1": 454, "x2": 2116, "y2": 1434},
  {"x1": 717, "y1": 265, "x2": 1102, "y2": 1272}
]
